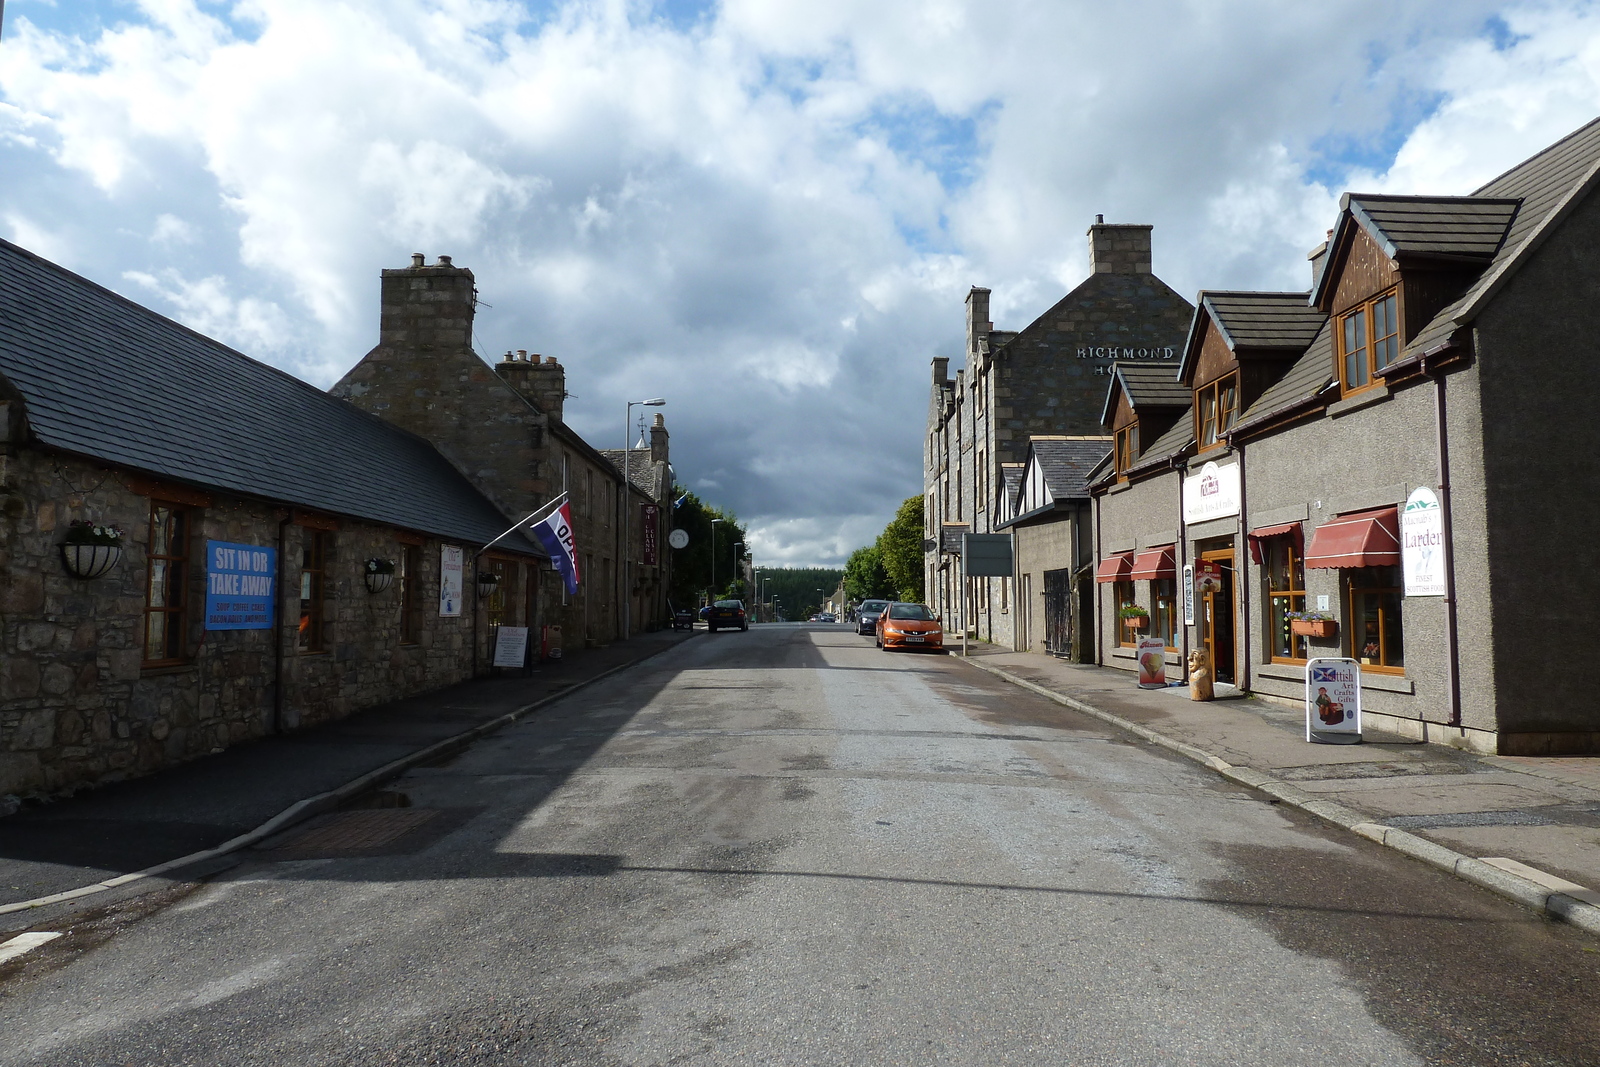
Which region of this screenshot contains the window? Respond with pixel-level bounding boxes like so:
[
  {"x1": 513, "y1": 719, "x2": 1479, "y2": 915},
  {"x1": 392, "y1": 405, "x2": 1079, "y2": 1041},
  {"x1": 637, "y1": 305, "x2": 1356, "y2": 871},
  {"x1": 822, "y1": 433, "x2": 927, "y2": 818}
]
[
  {"x1": 399, "y1": 543, "x2": 420, "y2": 644},
  {"x1": 1348, "y1": 566, "x2": 1403, "y2": 671},
  {"x1": 1338, "y1": 290, "x2": 1399, "y2": 394},
  {"x1": 1195, "y1": 373, "x2": 1239, "y2": 451},
  {"x1": 1152, "y1": 578, "x2": 1177, "y2": 650},
  {"x1": 143, "y1": 502, "x2": 191, "y2": 665},
  {"x1": 1114, "y1": 424, "x2": 1139, "y2": 473},
  {"x1": 978, "y1": 450, "x2": 986, "y2": 512},
  {"x1": 1114, "y1": 580, "x2": 1137, "y2": 647},
  {"x1": 486, "y1": 559, "x2": 509, "y2": 626},
  {"x1": 298, "y1": 531, "x2": 329, "y2": 654},
  {"x1": 1264, "y1": 536, "x2": 1306, "y2": 663}
]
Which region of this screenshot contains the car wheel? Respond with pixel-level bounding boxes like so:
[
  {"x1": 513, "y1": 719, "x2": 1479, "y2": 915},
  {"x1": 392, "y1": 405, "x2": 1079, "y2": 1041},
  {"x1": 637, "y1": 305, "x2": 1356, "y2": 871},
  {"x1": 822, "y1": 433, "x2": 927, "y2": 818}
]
[
  {"x1": 708, "y1": 624, "x2": 717, "y2": 632},
  {"x1": 741, "y1": 623, "x2": 748, "y2": 631}
]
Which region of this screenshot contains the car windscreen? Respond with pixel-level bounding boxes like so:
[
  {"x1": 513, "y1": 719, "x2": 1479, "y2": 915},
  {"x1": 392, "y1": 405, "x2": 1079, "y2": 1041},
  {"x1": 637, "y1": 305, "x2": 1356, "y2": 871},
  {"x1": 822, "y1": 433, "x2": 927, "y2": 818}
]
[
  {"x1": 888, "y1": 604, "x2": 936, "y2": 621},
  {"x1": 713, "y1": 600, "x2": 743, "y2": 609},
  {"x1": 860, "y1": 601, "x2": 889, "y2": 612}
]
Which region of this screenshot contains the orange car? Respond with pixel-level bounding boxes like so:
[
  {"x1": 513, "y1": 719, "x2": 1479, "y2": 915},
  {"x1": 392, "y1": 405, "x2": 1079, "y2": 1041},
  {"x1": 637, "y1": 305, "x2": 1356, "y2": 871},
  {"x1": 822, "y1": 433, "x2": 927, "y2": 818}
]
[{"x1": 876, "y1": 602, "x2": 944, "y2": 652}]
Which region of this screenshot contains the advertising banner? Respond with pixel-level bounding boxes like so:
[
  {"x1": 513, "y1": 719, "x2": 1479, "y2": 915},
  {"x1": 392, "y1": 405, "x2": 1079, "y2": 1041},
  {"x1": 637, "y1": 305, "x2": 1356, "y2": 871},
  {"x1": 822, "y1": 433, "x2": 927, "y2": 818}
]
[
  {"x1": 642, "y1": 504, "x2": 659, "y2": 565},
  {"x1": 1182, "y1": 460, "x2": 1241, "y2": 524},
  {"x1": 1182, "y1": 563, "x2": 1195, "y2": 625},
  {"x1": 492, "y1": 625, "x2": 529, "y2": 668},
  {"x1": 1136, "y1": 636, "x2": 1168, "y2": 689},
  {"x1": 439, "y1": 545, "x2": 463, "y2": 617},
  {"x1": 1305, "y1": 657, "x2": 1362, "y2": 743},
  {"x1": 1194, "y1": 559, "x2": 1223, "y2": 595},
  {"x1": 1401, "y1": 487, "x2": 1446, "y2": 596},
  {"x1": 204, "y1": 540, "x2": 276, "y2": 630}
]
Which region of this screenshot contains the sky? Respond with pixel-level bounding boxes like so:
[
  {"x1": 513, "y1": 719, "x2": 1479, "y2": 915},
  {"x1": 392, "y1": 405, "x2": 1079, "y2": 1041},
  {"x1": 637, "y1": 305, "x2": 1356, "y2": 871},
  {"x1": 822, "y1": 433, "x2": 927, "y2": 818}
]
[{"x1": 3, "y1": 0, "x2": 1600, "y2": 566}]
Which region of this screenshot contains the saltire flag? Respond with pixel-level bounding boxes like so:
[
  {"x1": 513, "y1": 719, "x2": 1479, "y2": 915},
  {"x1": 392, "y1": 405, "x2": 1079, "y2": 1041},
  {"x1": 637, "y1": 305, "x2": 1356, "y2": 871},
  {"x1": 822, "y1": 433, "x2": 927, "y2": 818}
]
[{"x1": 531, "y1": 500, "x2": 581, "y2": 595}]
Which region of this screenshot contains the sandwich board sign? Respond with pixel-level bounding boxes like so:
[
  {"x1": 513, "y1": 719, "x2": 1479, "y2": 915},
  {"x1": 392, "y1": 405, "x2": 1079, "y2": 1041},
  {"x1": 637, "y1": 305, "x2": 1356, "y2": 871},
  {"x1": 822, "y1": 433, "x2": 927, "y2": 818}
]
[
  {"x1": 1305, "y1": 657, "x2": 1362, "y2": 744},
  {"x1": 492, "y1": 625, "x2": 529, "y2": 668}
]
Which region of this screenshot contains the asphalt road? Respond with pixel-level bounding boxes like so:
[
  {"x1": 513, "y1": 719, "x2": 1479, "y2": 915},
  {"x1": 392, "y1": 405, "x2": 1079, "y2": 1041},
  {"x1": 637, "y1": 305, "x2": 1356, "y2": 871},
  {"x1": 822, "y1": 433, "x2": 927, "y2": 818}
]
[{"x1": 2, "y1": 624, "x2": 1597, "y2": 1066}]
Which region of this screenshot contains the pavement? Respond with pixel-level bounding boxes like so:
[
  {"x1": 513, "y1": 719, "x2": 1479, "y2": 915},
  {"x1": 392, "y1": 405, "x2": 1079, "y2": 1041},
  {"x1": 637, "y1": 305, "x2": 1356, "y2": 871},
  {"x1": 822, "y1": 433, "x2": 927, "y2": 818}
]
[
  {"x1": 0, "y1": 625, "x2": 697, "y2": 924},
  {"x1": 959, "y1": 643, "x2": 1600, "y2": 930}
]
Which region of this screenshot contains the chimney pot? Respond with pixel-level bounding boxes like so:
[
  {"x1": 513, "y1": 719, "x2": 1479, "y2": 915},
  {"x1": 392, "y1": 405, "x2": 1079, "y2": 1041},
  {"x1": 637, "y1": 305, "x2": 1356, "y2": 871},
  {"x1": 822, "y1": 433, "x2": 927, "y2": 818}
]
[
  {"x1": 1095, "y1": 213, "x2": 1104, "y2": 224},
  {"x1": 437, "y1": 255, "x2": 452, "y2": 266},
  {"x1": 517, "y1": 349, "x2": 528, "y2": 360},
  {"x1": 411, "y1": 253, "x2": 425, "y2": 268}
]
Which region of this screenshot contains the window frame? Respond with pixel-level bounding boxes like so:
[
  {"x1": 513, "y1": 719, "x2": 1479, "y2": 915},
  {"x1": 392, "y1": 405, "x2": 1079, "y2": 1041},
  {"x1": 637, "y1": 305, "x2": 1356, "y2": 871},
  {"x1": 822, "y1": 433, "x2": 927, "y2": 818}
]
[
  {"x1": 1114, "y1": 579, "x2": 1138, "y2": 648},
  {"x1": 142, "y1": 501, "x2": 192, "y2": 667},
  {"x1": 1337, "y1": 288, "x2": 1399, "y2": 397},
  {"x1": 1194, "y1": 371, "x2": 1239, "y2": 453},
  {"x1": 297, "y1": 530, "x2": 330, "y2": 655},
  {"x1": 1262, "y1": 535, "x2": 1307, "y2": 665},
  {"x1": 1152, "y1": 578, "x2": 1178, "y2": 651},
  {"x1": 1114, "y1": 424, "x2": 1139, "y2": 475},
  {"x1": 1347, "y1": 566, "x2": 1404, "y2": 674}
]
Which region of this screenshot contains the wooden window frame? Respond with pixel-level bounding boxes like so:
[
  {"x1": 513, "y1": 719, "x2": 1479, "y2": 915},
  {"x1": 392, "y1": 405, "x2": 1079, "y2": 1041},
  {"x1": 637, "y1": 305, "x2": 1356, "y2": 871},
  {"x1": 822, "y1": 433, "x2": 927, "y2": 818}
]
[
  {"x1": 1337, "y1": 289, "x2": 1399, "y2": 397},
  {"x1": 1114, "y1": 424, "x2": 1139, "y2": 475},
  {"x1": 485, "y1": 557, "x2": 512, "y2": 627},
  {"x1": 1194, "y1": 372, "x2": 1239, "y2": 453},
  {"x1": 399, "y1": 542, "x2": 421, "y2": 645},
  {"x1": 1152, "y1": 578, "x2": 1178, "y2": 651},
  {"x1": 297, "y1": 530, "x2": 330, "y2": 655},
  {"x1": 142, "y1": 501, "x2": 193, "y2": 667},
  {"x1": 1263, "y1": 535, "x2": 1307, "y2": 665},
  {"x1": 1348, "y1": 566, "x2": 1404, "y2": 674},
  {"x1": 1114, "y1": 580, "x2": 1137, "y2": 648}
]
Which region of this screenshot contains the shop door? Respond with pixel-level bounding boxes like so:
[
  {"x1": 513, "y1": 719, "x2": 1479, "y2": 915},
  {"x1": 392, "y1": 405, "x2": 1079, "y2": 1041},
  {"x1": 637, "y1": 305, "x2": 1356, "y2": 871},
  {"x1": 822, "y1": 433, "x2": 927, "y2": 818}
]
[
  {"x1": 1043, "y1": 568, "x2": 1072, "y2": 655},
  {"x1": 1201, "y1": 549, "x2": 1236, "y2": 684}
]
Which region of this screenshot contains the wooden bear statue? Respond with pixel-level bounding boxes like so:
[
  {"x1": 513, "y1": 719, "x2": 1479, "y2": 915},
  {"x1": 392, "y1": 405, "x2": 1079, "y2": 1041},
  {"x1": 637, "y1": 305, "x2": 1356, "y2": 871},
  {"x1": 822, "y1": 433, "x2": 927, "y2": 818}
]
[{"x1": 1188, "y1": 648, "x2": 1214, "y2": 702}]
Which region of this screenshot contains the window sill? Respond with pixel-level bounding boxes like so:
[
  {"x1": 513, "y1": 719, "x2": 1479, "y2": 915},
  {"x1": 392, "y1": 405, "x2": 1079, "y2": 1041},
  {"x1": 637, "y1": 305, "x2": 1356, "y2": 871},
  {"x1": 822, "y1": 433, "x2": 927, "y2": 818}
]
[
  {"x1": 1328, "y1": 386, "x2": 1393, "y2": 419},
  {"x1": 1111, "y1": 647, "x2": 1136, "y2": 659},
  {"x1": 1256, "y1": 661, "x2": 1414, "y2": 694},
  {"x1": 140, "y1": 662, "x2": 196, "y2": 678}
]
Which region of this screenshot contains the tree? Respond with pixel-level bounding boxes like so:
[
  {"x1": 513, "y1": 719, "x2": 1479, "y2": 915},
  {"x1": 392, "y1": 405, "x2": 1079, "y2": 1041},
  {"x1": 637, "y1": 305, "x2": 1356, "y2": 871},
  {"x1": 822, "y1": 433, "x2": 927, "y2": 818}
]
[
  {"x1": 666, "y1": 488, "x2": 748, "y2": 607},
  {"x1": 843, "y1": 545, "x2": 895, "y2": 601},
  {"x1": 877, "y1": 495, "x2": 926, "y2": 601}
]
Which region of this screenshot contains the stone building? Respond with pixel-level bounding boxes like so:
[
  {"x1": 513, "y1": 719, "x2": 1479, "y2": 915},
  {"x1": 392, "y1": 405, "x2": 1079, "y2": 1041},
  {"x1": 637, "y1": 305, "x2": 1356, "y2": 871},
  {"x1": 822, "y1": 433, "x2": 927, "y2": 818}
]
[
  {"x1": 1090, "y1": 116, "x2": 1600, "y2": 755},
  {"x1": 0, "y1": 240, "x2": 544, "y2": 799},
  {"x1": 332, "y1": 256, "x2": 674, "y2": 650},
  {"x1": 925, "y1": 219, "x2": 1191, "y2": 650}
]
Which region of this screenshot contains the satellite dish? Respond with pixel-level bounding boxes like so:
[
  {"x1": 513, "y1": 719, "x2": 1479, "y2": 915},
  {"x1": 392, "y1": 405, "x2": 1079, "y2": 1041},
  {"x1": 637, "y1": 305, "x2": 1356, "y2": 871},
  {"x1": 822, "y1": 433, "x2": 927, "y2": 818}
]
[{"x1": 668, "y1": 528, "x2": 690, "y2": 549}]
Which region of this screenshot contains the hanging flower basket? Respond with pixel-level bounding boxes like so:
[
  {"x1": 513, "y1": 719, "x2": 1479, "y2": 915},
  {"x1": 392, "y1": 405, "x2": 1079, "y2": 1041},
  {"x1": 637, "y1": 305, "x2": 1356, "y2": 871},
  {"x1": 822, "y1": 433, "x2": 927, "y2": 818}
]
[
  {"x1": 1118, "y1": 604, "x2": 1149, "y2": 630},
  {"x1": 60, "y1": 521, "x2": 125, "y2": 580},
  {"x1": 1290, "y1": 618, "x2": 1337, "y2": 639},
  {"x1": 476, "y1": 572, "x2": 501, "y2": 598},
  {"x1": 364, "y1": 558, "x2": 395, "y2": 594}
]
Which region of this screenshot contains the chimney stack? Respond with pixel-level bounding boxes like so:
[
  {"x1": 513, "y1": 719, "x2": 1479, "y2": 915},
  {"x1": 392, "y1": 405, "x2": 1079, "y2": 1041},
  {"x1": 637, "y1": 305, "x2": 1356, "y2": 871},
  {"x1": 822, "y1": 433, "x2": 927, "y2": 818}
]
[
  {"x1": 379, "y1": 252, "x2": 475, "y2": 353},
  {"x1": 649, "y1": 412, "x2": 669, "y2": 465},
  {"x1": 495, "y1": 352, "x2": 566, "y2": 421},
  {"x1": 1308, "y1": 229, "x2": 1333, "y2": 288},
  {"x1": 1087, "y1": 221, "x2": 1153, "y2": 275}
]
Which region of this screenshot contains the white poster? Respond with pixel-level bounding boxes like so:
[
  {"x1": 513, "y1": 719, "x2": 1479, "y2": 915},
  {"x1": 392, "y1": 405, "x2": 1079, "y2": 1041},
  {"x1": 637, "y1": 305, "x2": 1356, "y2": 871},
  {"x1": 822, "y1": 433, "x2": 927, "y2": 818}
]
[
  {"x1": 1306, "y1": 658, "x2": 1362, "y2": 742},
  {"x1": 1182, "y1": 461, "x2": 1241, "y2": 524},
  {"x1": 439, "y1": 545, "x2": 463, "y2": 617},
  {"x1": 1182, "y1": 563, "x2": 1195, "y2": 625},
  {"x1": 492, "y1": 625, "x2": 529, "y2": 668},
  {"x1": 1401, "y1": 487, "x2": 1446, "y2": 597}
]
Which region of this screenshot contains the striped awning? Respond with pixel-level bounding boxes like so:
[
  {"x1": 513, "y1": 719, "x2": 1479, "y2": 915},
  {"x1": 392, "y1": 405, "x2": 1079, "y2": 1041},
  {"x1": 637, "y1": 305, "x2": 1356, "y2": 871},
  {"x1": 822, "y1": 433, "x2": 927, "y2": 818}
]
[
  {"x1": 1094, "y1": 552, "x2": 1134, "y2": 583},
  {"x1": 1128, "y1": 545, "x2": 1176, "y2": 581},
  {"x1": 1304, "y1": 507, "x2": 1399, "y2": 569}
]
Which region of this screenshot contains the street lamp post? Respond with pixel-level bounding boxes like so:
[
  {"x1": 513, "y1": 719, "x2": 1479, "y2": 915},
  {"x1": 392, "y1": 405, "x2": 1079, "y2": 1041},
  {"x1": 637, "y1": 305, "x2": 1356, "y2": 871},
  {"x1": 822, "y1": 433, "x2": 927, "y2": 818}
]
[
  {"x1": 622, "y1": 398, "x2": 665, "y2": 641},
  {"x1": 709, "y1": 517, "x2": 723, "y2": 605},
  {"x1": 732, "y1": 542, "x2": 744, "y2": 601}
]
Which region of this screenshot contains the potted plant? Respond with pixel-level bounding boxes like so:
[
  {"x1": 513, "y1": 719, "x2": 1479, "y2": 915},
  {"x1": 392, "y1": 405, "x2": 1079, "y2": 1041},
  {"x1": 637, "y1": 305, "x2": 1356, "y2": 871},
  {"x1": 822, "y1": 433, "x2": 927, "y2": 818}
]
[
  {"x1": 364, "y1": 557, "x2": 396, "y2": 594},
  {"x1": 60, "y1": 520, "x2": 125, "y2": 579},
  {"x1": 476, "y1": 571, "x2": 501, "y2": 598},
  {"x1": 1118, "y1": 603, "x2": 1150, "y2": 629},
  {"x1": 1287, "y1": 610, "x2": 1337, "y2": 639}
]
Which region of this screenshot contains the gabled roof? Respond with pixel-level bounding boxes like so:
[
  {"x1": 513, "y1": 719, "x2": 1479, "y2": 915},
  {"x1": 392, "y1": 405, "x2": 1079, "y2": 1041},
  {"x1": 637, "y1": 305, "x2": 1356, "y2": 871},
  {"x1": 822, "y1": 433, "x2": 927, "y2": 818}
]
[
  {"x1": 1000, "y1": 462, "x2": 1025, "y2": 518},
  {"x1": 1178, "y1": 291, "x2": 1327, "y2": 383},
  {"x1": 1099, "y1": 361, "x2": 1189, "y2": 424},
  {"x1": 600, "y1": 446, "x2": 662, "y2": 497},
  {"x1": 998, "y1": 436, "x2": 1109, "y2": 528},
  {"x1": 0, "y1": 238, "x2": 540, "y2": 552},
  {"x1": 1231, "y1": 319, "x2": 1337, "y2": 435},
  {"x1": 1123, "y1": 407, "x2": 1195, "y2": 479}
]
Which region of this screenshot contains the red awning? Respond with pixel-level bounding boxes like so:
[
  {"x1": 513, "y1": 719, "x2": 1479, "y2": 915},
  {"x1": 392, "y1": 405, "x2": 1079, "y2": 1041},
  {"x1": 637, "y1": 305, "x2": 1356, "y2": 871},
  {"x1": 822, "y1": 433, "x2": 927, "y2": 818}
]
[
  {"x1": 1094, "y1": 552, "x2": 1133, "y2": 583},
  {"x1": 1304, "y1": 507, "x2": 1400, "y2": 569},
  {"x1": 1247, "y1": 521, "x2": 1303, "y2": 564},
  {"x1": 1128, "y1": 545, "x2": 1176, "y2": 581}
]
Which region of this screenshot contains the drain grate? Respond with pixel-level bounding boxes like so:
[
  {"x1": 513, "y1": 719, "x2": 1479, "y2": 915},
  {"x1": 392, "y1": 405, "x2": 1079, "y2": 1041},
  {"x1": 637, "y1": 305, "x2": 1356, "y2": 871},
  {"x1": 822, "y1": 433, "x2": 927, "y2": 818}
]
[{"x1": 261, "y1": 809, "x2": 441, "y2": 855}]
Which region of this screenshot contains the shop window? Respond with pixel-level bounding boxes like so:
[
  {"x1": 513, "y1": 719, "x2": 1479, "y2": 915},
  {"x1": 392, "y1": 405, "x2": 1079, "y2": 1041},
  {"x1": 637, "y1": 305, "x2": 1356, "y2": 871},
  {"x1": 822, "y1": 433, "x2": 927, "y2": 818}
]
[
  {"x1": 1115, "y1": 580, "x2": 1137, "y2": 647},
  {"x1": 1348, "y1": 566, "x2": 1403, "y2": 672},
  {"x1": 143, "y1": 502, "x2": 191, "y2": 666},
  {"x1": 1195, "y1": 373, "x2": 1239, "y2": 451},
  {"x1": 399, "y1": 543, "x2": 420, "y2": 645},
  {"x1": 1338, "y1": 290, "x2": 1399, "y2": 395},
  {"x1": 1264, "y1": 536, "x2": 1307, "y2": 663},
  {"x1": 1152, "y1": 578, "x2": 1177, "y2": 650},
  {"x1": 486, "y1": 559, "x2": 509, "y2": 626},
  {"x1": 1114, "y1": 424, "x2": 1139, "y2": 474},
  {"x1": 298, "y1": 531, "x2": 330, "y2": 654}
]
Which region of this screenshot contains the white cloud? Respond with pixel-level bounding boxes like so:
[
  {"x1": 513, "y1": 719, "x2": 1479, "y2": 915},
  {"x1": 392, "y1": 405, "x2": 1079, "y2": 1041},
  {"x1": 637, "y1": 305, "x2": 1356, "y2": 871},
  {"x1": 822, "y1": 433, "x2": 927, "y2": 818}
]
[{"x1": 1, "y1": 0, "x2": 1594, "y2": 566}]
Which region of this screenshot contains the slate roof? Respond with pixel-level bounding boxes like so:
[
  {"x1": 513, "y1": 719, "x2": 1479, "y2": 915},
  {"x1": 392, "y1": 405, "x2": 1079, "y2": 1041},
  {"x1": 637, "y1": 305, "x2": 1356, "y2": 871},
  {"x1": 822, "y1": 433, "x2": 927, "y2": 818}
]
[
  {"x1": 1176, "y1": 292, "x2": 1327, "y2": 384},
  {"x1": 0, "y1": 238, "x2": 541, "y2": 553},
  {"x1": 1123, "y1": 408, "x2": 1195, "y2": 479},
  {"x1": 1000, "y1": 462, "x2": 1025, "y2": 517},
  {"x1": 600, "y1": 447, "x2": 661, "y2": 497},
  {"x1": 1232, "y1": 319, "x2": 1337, "y2": 434},
  {"x1": 1349, "y1": 196, "x2": 1519, "y2": 260},
  {"x1": 1033, "y1": 437, "x2": 1111, "y2": 500}
]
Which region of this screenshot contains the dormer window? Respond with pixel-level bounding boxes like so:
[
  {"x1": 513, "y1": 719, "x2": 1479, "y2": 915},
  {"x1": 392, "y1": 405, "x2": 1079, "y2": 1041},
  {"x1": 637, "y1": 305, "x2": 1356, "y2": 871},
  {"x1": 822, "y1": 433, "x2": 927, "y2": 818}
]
[
  {"x1": 1339, "y1": 290, "x2": 1398, "y2": 393},
  {"x1": 1114, "y1": 424, "x2": 1139, "y2": 474},
  {"x1": 1195, "y1": 372, "x2": 1238, "y2": 451}
]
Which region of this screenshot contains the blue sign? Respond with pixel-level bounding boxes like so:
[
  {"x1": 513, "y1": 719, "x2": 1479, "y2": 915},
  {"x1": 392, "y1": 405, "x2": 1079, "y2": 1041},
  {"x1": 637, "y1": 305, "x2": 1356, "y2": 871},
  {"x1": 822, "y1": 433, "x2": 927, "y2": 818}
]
[{"x1": 204, "y1": 540, "x2": 276, "y2": 630}]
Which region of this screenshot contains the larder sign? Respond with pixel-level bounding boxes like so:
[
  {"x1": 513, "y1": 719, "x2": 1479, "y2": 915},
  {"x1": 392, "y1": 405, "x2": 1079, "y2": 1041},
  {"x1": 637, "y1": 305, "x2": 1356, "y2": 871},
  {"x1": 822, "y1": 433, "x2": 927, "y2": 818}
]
[{"x1": 204, "y1": 540, "x2": 276, "y2": 631}]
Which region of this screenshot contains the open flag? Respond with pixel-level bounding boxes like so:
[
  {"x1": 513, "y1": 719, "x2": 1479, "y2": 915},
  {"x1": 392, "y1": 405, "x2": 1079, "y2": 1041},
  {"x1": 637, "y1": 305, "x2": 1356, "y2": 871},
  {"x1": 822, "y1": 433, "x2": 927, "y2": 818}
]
[{"x1": 531, "y1": 500, "x2": 581, "y2": 595}]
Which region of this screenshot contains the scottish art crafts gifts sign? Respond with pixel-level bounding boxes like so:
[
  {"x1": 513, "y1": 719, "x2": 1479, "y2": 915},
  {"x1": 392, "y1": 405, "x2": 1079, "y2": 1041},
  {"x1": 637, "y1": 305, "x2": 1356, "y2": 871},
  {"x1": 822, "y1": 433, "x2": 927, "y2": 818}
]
[
  {"x1": 1401, "y1": 487, "x2": 1446, "y2": 597},
  {"x1": 1182, "y1": 461, "x2": 1241, "y2": 525}
]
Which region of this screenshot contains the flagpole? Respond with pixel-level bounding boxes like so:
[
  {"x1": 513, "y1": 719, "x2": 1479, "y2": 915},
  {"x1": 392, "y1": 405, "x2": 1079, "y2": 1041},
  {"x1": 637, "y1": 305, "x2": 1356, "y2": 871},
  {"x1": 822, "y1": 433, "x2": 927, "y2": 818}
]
[{"x1": 474, "y1": 493, "x2": 569, "y2": 559}]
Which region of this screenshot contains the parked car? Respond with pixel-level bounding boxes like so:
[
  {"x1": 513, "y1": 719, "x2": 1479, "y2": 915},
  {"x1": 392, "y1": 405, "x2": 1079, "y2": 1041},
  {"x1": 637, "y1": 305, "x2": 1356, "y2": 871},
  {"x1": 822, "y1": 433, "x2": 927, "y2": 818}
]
[
  {"x1": 876, "y1": 602, "x2": 944, "y2": 652},
  {"x1": 707, "y1": 599, "x2": 748, "y2": 632},
  {"x1": 856, "y1": 599, "x2": 891, "y2": 635}
]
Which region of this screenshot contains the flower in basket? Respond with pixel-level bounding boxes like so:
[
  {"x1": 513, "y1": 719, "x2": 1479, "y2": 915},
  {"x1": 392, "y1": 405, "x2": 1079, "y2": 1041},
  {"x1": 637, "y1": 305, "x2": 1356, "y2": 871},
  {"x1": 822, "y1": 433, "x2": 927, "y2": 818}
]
[
  {"x1": 63, "y1": 520, "x2": 125, "y2": 545},
  {"x1": 476, "y1": 572, "x2": 501, "y2": 585},
  {"x1": 1117, "y1": 603, "x2": 1150, "y2": 620},
  {"x1": 1285, "y1": 610, "x2": 1335, "y2": 622},
  {"x1": 365, "y1": 558, "x2": 396, "y2": 575}
]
